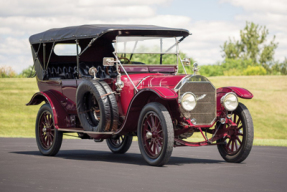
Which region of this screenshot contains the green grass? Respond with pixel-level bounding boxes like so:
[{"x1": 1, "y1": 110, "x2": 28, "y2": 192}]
[
  {"x1": 209, "y1": 76, "x2": 287, "y2": 140},
  {"x1": 0, "y1": 76, "x2": 286, "y2": 146}
]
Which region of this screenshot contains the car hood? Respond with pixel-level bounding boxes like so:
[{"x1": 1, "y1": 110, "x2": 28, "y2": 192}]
[{"x1": 121, "y1": 73, "x2": 188, "y2": 90}]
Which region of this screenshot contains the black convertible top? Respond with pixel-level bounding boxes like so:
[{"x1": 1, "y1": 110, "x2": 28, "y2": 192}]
[{"x1": 29, "y1": 24, "x2": 190, "y2": 44}]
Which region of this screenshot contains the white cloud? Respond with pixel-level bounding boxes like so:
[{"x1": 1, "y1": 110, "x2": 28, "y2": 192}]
[
  {"x1": 0, "y1": 0, "x2": 168, "y2": 18},
  {"x1": 221, "y1": 0, "x2": 287, "y2": 14},
  {"x1": 179, "y1": 21, "x2": 245, "y2": 64},
  {"x1": 0, "y1": 0, "x2": 287, "y2": 73}
]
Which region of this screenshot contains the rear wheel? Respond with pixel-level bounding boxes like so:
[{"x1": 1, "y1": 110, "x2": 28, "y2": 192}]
[
  {"x1": 106, "y1": 135, "x2": 133, "y2": 154},
  {"x1": 217, "y1": 102, "x2": 254, "y2": 163},
  {"x1": 137, "y1": 102, "x2": 174, "y2": 166},
  {"x1": 36, "y1": 104, "x2": 63, "y2": 156}
]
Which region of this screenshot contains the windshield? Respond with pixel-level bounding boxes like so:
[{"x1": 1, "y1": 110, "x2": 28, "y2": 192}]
[
  {"x1": 115, "y1": 36, "x2": 179, "y2": 65},
  {"x1": 116, "y1": 36, "x2": 178, "y2": 54}
]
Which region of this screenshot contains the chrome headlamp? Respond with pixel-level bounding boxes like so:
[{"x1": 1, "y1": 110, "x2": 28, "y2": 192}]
[
  {"x1": 221, "y1": 92, "x2": 238, "y2": 111},
  {"x1": 181, "y1": 92, "x2": 197, "y2": 111}
]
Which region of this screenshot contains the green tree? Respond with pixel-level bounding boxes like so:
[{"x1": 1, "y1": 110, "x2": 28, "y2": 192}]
[
  {"x1": 221, "y1": 22, "x2": 278, "y2": 70},
  {"x1": 124, "y1": 52, "x2": 195, "y2": 74},
  {"x1": 19, "y1": 65, "x2": 36, "y2": 78},
  {"x1": 271, "y1": 58, "x2": 287, "y2": 75}
]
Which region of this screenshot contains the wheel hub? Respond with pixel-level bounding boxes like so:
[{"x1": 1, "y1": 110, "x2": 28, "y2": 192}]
[{"x1": 146, "y1": 131, "x2": 152, "y2": 139}]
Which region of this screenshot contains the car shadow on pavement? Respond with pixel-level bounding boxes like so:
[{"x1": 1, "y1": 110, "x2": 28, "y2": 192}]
[{"x1": 12, "y1": 149, "x2": 224, "y2": 166}]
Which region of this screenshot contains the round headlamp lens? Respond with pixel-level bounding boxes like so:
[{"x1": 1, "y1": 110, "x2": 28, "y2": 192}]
[
  {"x1": 181, "y1": 93, "x2": 197, "y2": 111},
  {"x1": 221, "y1": 93, "x2": 238, "y2": 111}
]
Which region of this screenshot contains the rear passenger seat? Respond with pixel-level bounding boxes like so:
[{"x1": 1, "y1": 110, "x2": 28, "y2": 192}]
[{"x1": 47, "y1": 62, "x2": 117, "y2": 79}]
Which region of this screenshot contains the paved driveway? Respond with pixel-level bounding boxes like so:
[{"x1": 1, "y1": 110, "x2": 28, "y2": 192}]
[{"x1": 0, "y1": 138, "x2": 286, "y2": 192}]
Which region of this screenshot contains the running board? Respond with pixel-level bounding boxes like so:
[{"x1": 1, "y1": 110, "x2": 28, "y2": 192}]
[{"x1": 58, "y1": 128, "x2": 115, "y2": 135}]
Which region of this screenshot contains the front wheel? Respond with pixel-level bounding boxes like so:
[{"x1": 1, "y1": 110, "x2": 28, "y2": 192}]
[
  {"x1": 106, "y1": 135, "x2": 133, "y2": 154},
  {"x1": 217, "y1": 102, "x2": 254, "y2": 163},
  {"x1": 137, "y1": 102, "x2": 174, "y2": 166},
  {"x1": 36, "y1": 104, "x2": 63, "y2": 156}
]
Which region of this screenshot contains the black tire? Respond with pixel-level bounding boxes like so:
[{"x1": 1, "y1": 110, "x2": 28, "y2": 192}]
[
  {"x1": 76, "y1": 80, "x2": 111, "y2": 132},
  {"x1": 217, "y1": 102, "x2": 254, "y2": 163},
  {"x1": 106, "y1": 135, "x2": 133, "y2": 154},
  {"x1": 36, "y1": 104, "x2": 63, "y2": 156},
  {"x1": 137, "y1": 102, "x2": 174, "y2": 166},
  {"x1": 98, "y1": 81, "x2": 119, "y2": 132}
]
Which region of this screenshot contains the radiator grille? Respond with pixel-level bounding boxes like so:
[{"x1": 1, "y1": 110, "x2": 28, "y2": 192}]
[{"x1": 179, "y1": 81, "x2": 216, "y2": 125}]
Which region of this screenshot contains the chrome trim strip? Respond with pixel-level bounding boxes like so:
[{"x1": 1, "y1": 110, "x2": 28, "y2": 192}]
[
  {"x1": 173, "y1": 75, "x2": 192, "y2": 92},
  {"x1": 136, "y1": 75, "x2": 152, "y2": 88}
]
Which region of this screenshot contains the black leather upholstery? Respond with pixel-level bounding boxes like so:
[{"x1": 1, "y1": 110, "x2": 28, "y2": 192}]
[{"x1": 47, "y1": 62, "x2": 117, "y2": 79}]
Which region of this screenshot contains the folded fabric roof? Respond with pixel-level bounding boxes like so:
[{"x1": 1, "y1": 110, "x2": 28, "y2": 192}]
[{"x1": 29, "y1": 24, "x2": 190, "y2": 44}]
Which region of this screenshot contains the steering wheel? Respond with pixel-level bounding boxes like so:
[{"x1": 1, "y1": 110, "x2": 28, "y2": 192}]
[{"x1": 118, "y1": 57, "x2": 131, "y2": 64}]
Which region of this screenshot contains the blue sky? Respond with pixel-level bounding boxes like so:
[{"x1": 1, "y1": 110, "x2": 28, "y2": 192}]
[
  {"x1": 0, "y1": 0, "x2": 286, "y2": 73},
  {"x1": 155, "y1": 0, "x2": 244, "y2": 21}
]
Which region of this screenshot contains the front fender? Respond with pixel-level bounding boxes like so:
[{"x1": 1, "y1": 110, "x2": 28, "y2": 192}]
[
  {"x1": 139, "y1": 87, "x2": 178, "y2": 99},
  {"x1": 117, "y1": 87, "x2": 178, "y2": 134},
  {"x1": 26, "y1": 91, "x2": 76, "y2": 128},
  {"x1": 217, "y1": 86, "x2": 253, "y2": 99},
  {"x1": 216, "y1": 86, "x2": 253, "y2": 114}
]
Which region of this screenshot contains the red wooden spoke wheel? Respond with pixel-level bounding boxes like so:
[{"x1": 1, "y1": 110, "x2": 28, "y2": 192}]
[
  {"x1": 36, "y1": 104, "x2": 63, "y2": 156},
  {"x1": 138, "y1": 102, "x2": 174, "y2": 166},
  {"x1": 106, "y1": 135, "x2": 133, "y2": 154},
  {"x1": 142, "y1": 112, "x2": 163, "y2": 158},
  {"x1": 38, "y1": 111, "x2": 55, "y2": 149},
  {"x1": 217, "y1": 103, "x2": 254, "y2": 163},
  {"x1": 223, "y1": 113, "x2": 244, "y2": 155}
]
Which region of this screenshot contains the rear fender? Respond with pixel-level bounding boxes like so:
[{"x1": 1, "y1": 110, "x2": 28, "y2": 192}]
[
  {"x1": 217, "y1": 86, "x2": 253, "y2": 112},
  {"x1": 117, "y1": 87, "x2": 178, "y2": 134},
  {"x1": 26, "y1": 91, "x2": 77, "y2": 128}
]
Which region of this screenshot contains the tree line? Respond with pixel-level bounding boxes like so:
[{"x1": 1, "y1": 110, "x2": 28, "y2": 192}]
[{"x1": 200, "y1": 21, "x2": 287, "y2": 76}]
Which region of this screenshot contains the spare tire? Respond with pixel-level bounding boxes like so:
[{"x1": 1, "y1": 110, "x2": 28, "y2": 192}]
[
  {"x1": 76, "y1": 80, "x2": 111, "y2": 132},
  {"x1": 98, "y1": 81, "x2": 119, "y2": 132}
]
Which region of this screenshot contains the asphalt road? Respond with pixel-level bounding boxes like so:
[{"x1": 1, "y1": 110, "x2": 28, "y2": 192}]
[{"x1": 0, "y1": 138, "x2": 286, "y2": 192}]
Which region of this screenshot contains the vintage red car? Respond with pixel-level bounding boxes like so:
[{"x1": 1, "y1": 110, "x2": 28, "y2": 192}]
[{"x1": 27, "y1": 24, "x2": 254, "y2": 166}]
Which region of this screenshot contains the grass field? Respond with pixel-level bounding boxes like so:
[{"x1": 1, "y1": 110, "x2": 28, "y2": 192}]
[{"x1": 0, "y1": 76, "x2": 286, "y2": 146}]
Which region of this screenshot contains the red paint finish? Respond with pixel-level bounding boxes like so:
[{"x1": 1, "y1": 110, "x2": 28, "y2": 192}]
[
  {"x1": 138, "y1": 74, "x2": 186, "y2": 89},
  {"x1": 142, "y1": 87, "x2": 178, "y2": 99},
  {"x1": 37, "y1": 79, "x2": 62, "y2": 93},
  {"x1": 217, "y1": 87, "x2": 253, "y2": 99},
  {"x1": 61, "y1": 79, "x2": 77, "y2": 103},
  {"x1": 174, "y1": 138, "x2": 211, "y2": 147},
  {"x1": 26, "y1": 91, "x2": 76, "y2": 129},
  {"x1": 119, "y1": 73, "x2": 186, "y2": 115},
  {"x1": 216, "y1": 86, "x2": 253, "y2": 114},
  {"x1": 116, "y1": 88, "x2": 179, "y2": 134}
]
